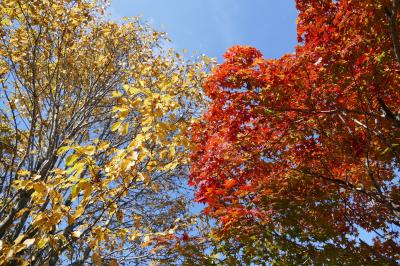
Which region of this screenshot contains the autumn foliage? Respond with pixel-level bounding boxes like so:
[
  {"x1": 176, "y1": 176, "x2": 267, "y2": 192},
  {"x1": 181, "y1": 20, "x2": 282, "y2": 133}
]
[
  {"x1": 2, "y1": 0, "x2": 400, "y2": 264},
  {"x1": 0, "y1": 0, "x2": 210, "y2": 264},
  {"x1": 190, "y1": 0, "x2": 400, "y2": 264}
]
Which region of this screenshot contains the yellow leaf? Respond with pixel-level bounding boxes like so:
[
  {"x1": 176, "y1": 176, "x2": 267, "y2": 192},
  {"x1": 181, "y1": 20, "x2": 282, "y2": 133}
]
[
  {"x1": 67, "y1": 162, "x2": 86, "y2": 176},
  {"x1": 171, "y1": 75, "x2": 180, "y2": 84},
  {"x1": 120, "y1": 122, "x2": 129, "y2": 135},
  {"x1": 33, "y1": 182, "x2": 48, "y2": 197},
  {"x1": 14, "y1": 234, "x2": 25, "y2": 245},
  {"x1": 73, "y1": 206, "x2": 84, "y2": 220},
  {"x1": 71, "y1": 184, "x2": 80, "y2": 201},
  {"x1": 66, "y1": 154, "x2": 80, "y2": 166},
  {"x1": 98, "y1": 141, "x2": 110, "y2": 151},
  {"x1": 129, "y1": 231, "x2": 141, "y2": 241},
  {"x1": 113, "y1": 106, "x2": 130, "y2": 119},
  {"x1": 57, "y1": 146, "x2": 70, "y2": 155},
  {"x1": 121, "y1": 158, "x2": 134, "y2": 172},
  {"x1": 77, "y1": 179, "x2": 92, "y2": 199},
  {"x1": 112, "y1": 91, "x2": 122, "y2": 98},
  {"x1": 6, "y1": 248, "x2": 14, "y2": 259},
  {"x1": 120, "y1": 109, "x2": 130, "y2": 118},
  {"x1": 37, "y1": 238, "x2": 48, "y2": 249},
  {"x1": 141, "y1": 126, "x2": 151, "y2": 133},
  {"x1": 15, "y1": 208, "x2": 29, "y2": 218},
  {"x1": 77, "y1": 179, "x2": 91, "y2": 190},
  {"x1": 151, "y1": 183, "x2": 160, "y2": 192},
  {"x1": 17, "y1": 170, "x2": 30, "y2": 176},
  {"x1": 163, "y1": 161, "x2": 178, "y2": 172},
  {"x1": 130, "y1": 97, "x2": 142, "y2": 107},
  {"x1": 116, "y1": 210, "x2": 124, "y2": 223},
  {"x1": 125, "y1": 86, "x2": 140, "y2": 95},
  {"x1": 76, "y1": 145, "x2": 96, "y2": 156},
  {"x1": 111, "y1": 121, "x2": 122, "y2": 132},
  {"x1": 109, "y1": 202, "x2": 117, "y2": 214},
  {"x1": 72, "y1": 230, "x2": 82, "y2": 238},
  {"x1": 159, "y1": 150, "x2": 168, "y2": 160},
  {"x1": 13, "y1": 180, "x2": 32, "y2": 190},
  {"x1": 138, "y1": 172, "x2": 150, "y2": 184},
  {"x1": 122, "y1": 84, "x2": 131, "y2": 92},
  {"x1": 168, "y1": 146, "x2": 176, "y2": 160},
  {"x1": 1, "y1": 18, "x2": 12, "y2": 26}
]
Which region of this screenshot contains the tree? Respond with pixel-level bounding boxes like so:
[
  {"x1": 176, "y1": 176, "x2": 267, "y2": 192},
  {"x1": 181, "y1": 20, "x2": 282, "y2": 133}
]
[
  {"x1": 0, "y1": 0, "x2": 210, "y2": 264},
  {"x1": 190, "y1": 0, "x2": 400, "y2": 264}
]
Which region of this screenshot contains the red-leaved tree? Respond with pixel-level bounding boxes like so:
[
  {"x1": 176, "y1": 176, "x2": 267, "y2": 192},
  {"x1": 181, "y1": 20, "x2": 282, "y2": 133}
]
[{"x1": 190, "y1": 0, "x2": 400, "y2": 264}]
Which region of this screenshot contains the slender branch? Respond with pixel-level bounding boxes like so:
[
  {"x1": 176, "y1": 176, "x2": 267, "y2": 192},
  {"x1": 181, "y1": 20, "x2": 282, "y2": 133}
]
[
  {"x1": 377, "y1": 97, "x2": 400, "y2": 128},
  {"x1": 385, "y1": 0, "x2": 400, "y2": 65}
]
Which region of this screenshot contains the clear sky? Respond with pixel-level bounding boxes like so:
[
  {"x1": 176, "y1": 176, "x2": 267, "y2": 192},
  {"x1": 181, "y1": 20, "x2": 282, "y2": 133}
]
[{"x1": 108, "y1": 0, "x2": 298, "y2": 62}]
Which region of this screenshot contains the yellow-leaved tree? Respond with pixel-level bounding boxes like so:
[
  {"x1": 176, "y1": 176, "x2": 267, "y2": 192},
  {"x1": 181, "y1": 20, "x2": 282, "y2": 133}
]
[{"x1": 0, "y1": 0, "x2": 211, "y2": 264}]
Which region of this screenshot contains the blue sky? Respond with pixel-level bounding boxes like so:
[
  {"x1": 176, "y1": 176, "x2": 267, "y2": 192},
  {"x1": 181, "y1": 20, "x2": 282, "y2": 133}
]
[{"x1": 109, "y1": 0, "x2": 298, "y2": 61}]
